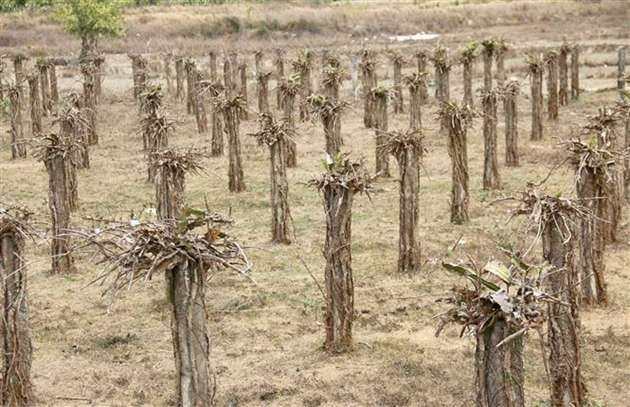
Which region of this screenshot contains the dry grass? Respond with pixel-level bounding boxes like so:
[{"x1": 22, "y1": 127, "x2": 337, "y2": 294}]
[{"x1": 1, "y1": 2, "x2": 630, "y2": 406}]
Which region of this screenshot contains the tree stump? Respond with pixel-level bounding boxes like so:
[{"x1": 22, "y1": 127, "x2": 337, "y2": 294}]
[
  {"x1": 546, "y1": 51, "x2": 559, "y2": 121},
  {"x1": 391, "y1": 53, "x2": 404, "y2": 114},
  {"x1": 481, "y1": 90, "x2": 501, "y2": 190},
  {"x1": 0, "y1": 209, "x2": 34, "y2": 407},
  {"x1": 559, "y1": 42, "x2": 570, "y2": 106},
  {"x1": 481, "y1": 40, "x2": 495, "y2": 92},
  {"x1": 216, "y1": 96, "x2": 246, "y2": 192},
  {"x1": 274, "y1": 49, "x2": 285, "y2": 110},
  {"x1": 309, "y1": 158, "x2": 372, "y2": 353},
  {"x1": 404, "y1": 73, "x2": 426, "y2": 130},
  {"x1": 373, "y1": 87, "x2": 390, "y2": 177},
  {"x1": 280, "y1": 77, "x2": 300, "y2": 168},
  {"x1": 8, "y1": 87, "x2": 27, "y2": 159},
  {"x1": 383, "y1": 130, "x2": 423, "y2": 273},
  {"x1": 239, "y1": 62, "x2": 249, "y2": 120},
  {"x1": 82, "y1": 62, "x2": 98, "y2": 145},
  {"x1": 501, "y1": 80, "x2": 520, "y2": 167},
  {"x1": 175, "y1": 57, "x2": 185, "y2": 101},
  {"x1": 359, "y1": 50, "x2": 377, "y2": 128},
  {"x1": 252, "y1": 114, "x2": 292, "y2": 244},
  {"x1": 27, "y1": 73, "x2": 43, "y2": 137},
  {"x1": 37, "y1": 60, "x2": 51, "y2": 116},
  {"x1": 571, "y1": 45, "x2": 580, "y2": 100},
  {"x1": 414, "y1": 50, "x2": 429, "y2": 104},
  {"x1": 527, "y1": 55, "x2": 544, "y2": 140},
  {"x1": 440, "y1": 102, "x2": 472, "y2": 224}
]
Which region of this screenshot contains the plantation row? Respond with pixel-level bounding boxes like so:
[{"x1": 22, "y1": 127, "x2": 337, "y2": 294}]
[{"x1": 1, "y1": 40, "x2": 629, "y2": 406}]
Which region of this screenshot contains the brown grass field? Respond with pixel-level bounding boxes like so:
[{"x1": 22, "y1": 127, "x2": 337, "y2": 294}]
[{"x1": 1, "y1": 0, "x2": 630, "y2": 406}]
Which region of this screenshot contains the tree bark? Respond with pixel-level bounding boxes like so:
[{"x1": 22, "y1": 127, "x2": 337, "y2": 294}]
[
  {"x1": 82, "y1": 64, "x2": 98, "y2": 145},
  {"x1": 463, "y1": 59, "x2": 474, "y2": 108},
  {"x1": 0, "y1": 222, "x2": 34, "y2": 407},
  {"x1": 503, "y1": 84, "x2": 519, "y2": 167},
  {"x1": 38, "y1": 62, "x2": 51, "y2": 116},
  {"x1": 164, "y1": 54, "x2": 174, "y2": 95},
  {"x1": 395, "y1": 146, "x2": 421, "y2": 273},
  {"x1": 175, "y1": 57, "x2": 185, "y2": 101},
  {"x1": 12, "y1": 56, "x2": 25, "y2": 112},
  {"x1": 165, "y1": 261, "x2": 213, "y2": 407},
  {"x1": 45, "y1": 150, "x2": 76, "y2": 274},
  {"x1": 49, "y1": 63, "x2": 59, "y2": 105},
  {"x1": 374, "y1": 91, "x2": 390, "y2": 177},
  {"x1": 299, "y1": 52, "x2": 313, "y2": 122},
  {"x1": 446, "y1": 110, "x2": 469, "y2": 224},
  {"x1": 542, "y1": 218, "x2": 585, "y2": 407},
  {"x1": 323, "y1": 184, "x2": 355, "y2": 353},
  {"x1": 559, "y1": 47, "x2": 570, "y2": 106},
  {"x1": 530, "y1": 63, "x2": 544, "y2": 141},
  {"x1": 483, "y1": 48, "x2": 493, "y2": 92},
  {"x1": 211, "y1": 103, "x2": 224, "y2": 157},
  {"x1": 275, "y1": 50, "x2": 285, "y2": 109},
  {"x1": 474, "y1": 318, "x2": 524, "y2": 407},
  {"x1": 495, "y1": 47, "x2": 506, "y2": 87},
  {"x1": 208, "y1": 51, "x2": 217, "y2": 82},
  {"x1": 415, "y1": 52, "x2": 429, "y2": 104},
  {"x1": 547, "y1": 53, "x2": 559, "y2": 121},
  {"x1": 185, "y1": 60, "x2": 195, "y2": 116},
  {"x1": 239, "y1": 63, "x2": 249, "y2": 120},
  {"x1": 360, "y1": 53, "x2": 377, "y2": 128},
  {"x1": 482, "y1": 92, "x2": 501, "y2": 190},
  {"x1": 269, "y1": 137, "x2": 291, "y2": 244},
  {"x1": 281, "y1": 86, "x2": 298, "y2": 168},
  {"x1": 576, "y1": 171, "x2": 607, "y2": 305},
  {"x1": 193, "y1": 70, "x2": 208, "y2": 135},
  {"x1": 8, "y1": 88, "x2": 26, "y2": 159},
  {"x1": 27, "y1": 75, "x2": 42, "y2": 137},
  {"x1": 393, "y1": 57, "x2": 403, "y2": 114},
  {"x1": 223, "y1": 103, "x2": 246, "y2": 192},
  {"x1": 257, "y1": 72, "x2": 271, "y2": 114},
  {"x1": 155, "y1": 161, "x2": 185, "y2": 221},
  {"x1": 408, "y1": 82, "x2": 422, "y2": 130},
  {"x1": 93, "y1": 57, "x2": 104, "y2": 103},
  {"x1": 570, "y1": 45, "x2": 580, "y2": 100}
]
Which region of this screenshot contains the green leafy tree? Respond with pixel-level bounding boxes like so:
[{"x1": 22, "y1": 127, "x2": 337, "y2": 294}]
[{"x1": 54, "y1": 0, "x2": 128, "y2": 59}]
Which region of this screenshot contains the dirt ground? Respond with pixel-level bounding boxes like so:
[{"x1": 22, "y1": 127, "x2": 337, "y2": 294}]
[{"x1": 1, "y1": 1, "x2": 630, "y2": 406}]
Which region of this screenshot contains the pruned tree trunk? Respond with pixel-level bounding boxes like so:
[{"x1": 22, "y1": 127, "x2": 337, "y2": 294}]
[
  {"x1": 322, "y1": 182, "x2": 355, "y2": 353},
  {"x1": 153, "y1": 155, "x2": 214, "y2": 407},
  {"x1": 415, "y1": 52, "x2": 429, "y2": 104},
  {"x1": 164, "y1": 54, "x2": 174, "y2": 95},
  {"x1": 542, "y1": 218, "x2": 585, "y2": 407},
  {"x1": 93, "y1": 57, "x2": 104, "y2": 103},
  {"x1": 165, "y1": 261, "x2": 213, "y2": 407},
  {"x1": 374, "y1": 91, "x2": 390, "y2": 177},
  {"x1": 474, "y1": 318, "x2": 524, "y2": 407},
  {"x1": 483, "y1": 48, "x2": 493, "y2": 92},
  {"x1": 503, "y1": 82, "x2": 519, "y2": 166},
  {"x1": 223, "y1": 101, "x2": 246, "y2": 192},
  {"x1": 229, "y1": 52, "x2": 239, "y2": 94},
  {"x1": 193, "y1": 70, "x2": 208, "y2": 135},
  {"x1": 299, "y1": 53, "x2": 313, "y2": 122},
  {"x1": 408, "y1": 82, "x2": 422, "y2": 130},
  {"x1": 576, "y1": 171, "x2": 607, "y2": 305},
  {"x1": 463, "y1": 59, "x2": 474, "y2": 108},
  {"x1": 211, "y1": 101, "x2": 224, "y2": 157},
  {"x1": 275, "y1": 50, "x2": 285, "y2": 109},
  {"x1": 61, "y1": 103, "x2": 89, "y2": 170},
  {"x1": 0, "y1": 219, "x2": 34, "y2": 407},
  {"x1": 257, "y1": 72, "x2": 271, "y2": 114},
  {"x1": 49, "y1": 63, "x2": 59, "y2": 105},
  {"x1": 239, "y1": 63, "x2": 249, "y2": 120},
  {"x1": 38, "y1": 62, "x2": 51, "y2": 116},
  {"x1": 223, "y1": 58, "x2": 233, "y2": 98},
  {"x1": 44, "y1": 140, "x2": 76, "y2": 274},
  {"x1": 559, "y1": 46, "x2": 570, "y2": 106},
  {"x1": 435, "y1": 65, "x2": 450, "y2": 103},
  {"x1": 444, "y1": 106, "x2": 470, "y2": 224},
  {"x1": 618, "y1": 46, "x2": 627, "y2": 101},
  {"x1": 495, "y1": 47, "x2": 507, "y2": 87},
  {"x1": 546, "y1": 52, "x2": 559, "y2": 121},
  {"x1": 624, "y1": 111, "x2": 630, "y2": 202},
  {"x1": 8, "y1": 87, "x2": 26, "y2": 159},
  {"x1": 571, "y1": 45, "x2": 580, "y2": 100},
  {"x1": 208, "y1": 51, "x2": 217, "y2": 82},
  {"x1": 392, "y1": 57, "x2": 403, "y2": 114},
  {"x1": 529, "y1": 61, "x2": 544, "y2": 141},
  {"x1": 395, "y1": 141, "x2": 421, "y2": 273},
  {"x1": 82, "y1": 63, "x2": 98, "y2": 145},
  {"x1": 175, "y1": 57, "x2": 185, "y2": 101},
  {"x1": 185, "y1": 60, "x2": 195, "y2": 115},
  {"x1": 280, "y1": 84, "x2": 298, "y2": 168},
  {"x1": 12, "y1": 55, "x2": 25, "y2": 110},
  {"x1": 360, "y1": 53, "x2": 377, "y2": 128},
  {"x1": 27, "y1": 74, "x2": 42, "y2": 137},
  {"x1": 482, "y1": 91, "x2": 501, "y2": 190}
]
